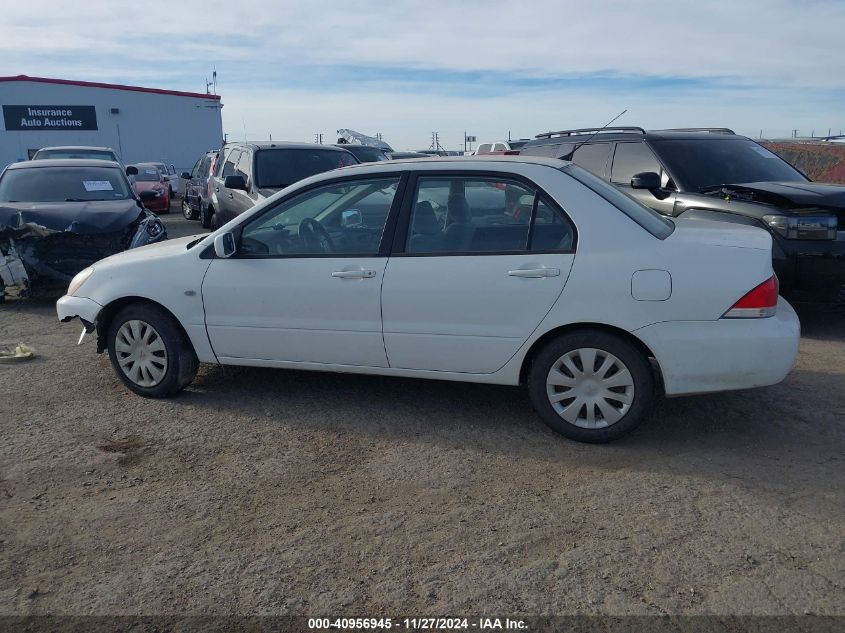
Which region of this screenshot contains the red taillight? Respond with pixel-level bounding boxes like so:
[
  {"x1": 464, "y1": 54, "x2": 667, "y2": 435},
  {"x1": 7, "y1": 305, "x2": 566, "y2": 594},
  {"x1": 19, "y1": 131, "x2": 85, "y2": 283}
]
[{"x1": 723, "y1": 275, "x2": 779, "y2": 318}]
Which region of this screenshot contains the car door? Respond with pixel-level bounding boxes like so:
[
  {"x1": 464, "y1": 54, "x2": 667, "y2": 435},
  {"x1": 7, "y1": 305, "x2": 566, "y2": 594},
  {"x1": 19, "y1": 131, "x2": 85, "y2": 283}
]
[
  {"x1": 215, "y1": 148, "x2": 240, "y2": 223},
  {"x1": 187, "y1": 157, "x2": 203, "y2": 208},
  {"x1": 381, "y1": 173, "x2": 576, "y2": 374},
  {"x1": 202, "y1": 174, "x2": 406, "y2": 367},
  {"x1": 610, "y1": 141, "x2": 676, "y2": 215}
]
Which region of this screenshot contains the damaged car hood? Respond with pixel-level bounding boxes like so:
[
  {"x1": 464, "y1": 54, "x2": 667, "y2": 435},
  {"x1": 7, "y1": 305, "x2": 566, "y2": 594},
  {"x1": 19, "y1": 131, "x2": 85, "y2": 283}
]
[
  {"x1": 0, "y1": 199, "x2": 148, "y2": 234},
  {"x1": 726, "y1": 181, "x2": 845, "y2": 208}
]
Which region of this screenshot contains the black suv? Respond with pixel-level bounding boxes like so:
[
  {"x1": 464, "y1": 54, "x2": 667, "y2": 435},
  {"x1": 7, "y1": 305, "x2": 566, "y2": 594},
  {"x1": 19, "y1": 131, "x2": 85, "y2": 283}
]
[
  {"x1": 521, "y1": 127, "x2": 845, "y2": 302},
  {"x1": 207, "y1": 142, "x2": 359, "y2": 228}
]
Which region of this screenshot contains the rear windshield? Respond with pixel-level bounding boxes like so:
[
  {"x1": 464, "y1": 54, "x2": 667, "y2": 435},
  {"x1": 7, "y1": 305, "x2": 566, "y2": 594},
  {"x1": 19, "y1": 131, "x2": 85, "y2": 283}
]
[
  {"x1": 255, "y1": 149, "x2": 358, "y2": 188},
  {"x1": 0, "y1": 166, "x2": 132, "y2": 202},
  {"x1": 651, "y1": 138, "x2": 807, "y2": 191},
  {"x1": 34, "y1": 149, "x2": 117, "y2": 161},
  {"x1": 563, "y1": 165, "x2": 674, "y2": 239}
]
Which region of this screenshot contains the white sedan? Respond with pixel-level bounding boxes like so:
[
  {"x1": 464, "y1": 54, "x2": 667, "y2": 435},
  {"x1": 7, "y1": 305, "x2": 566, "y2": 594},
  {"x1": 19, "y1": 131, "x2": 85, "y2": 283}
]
[{"x1": 56, "y1": 156, "x2": 800, "y2": 442}]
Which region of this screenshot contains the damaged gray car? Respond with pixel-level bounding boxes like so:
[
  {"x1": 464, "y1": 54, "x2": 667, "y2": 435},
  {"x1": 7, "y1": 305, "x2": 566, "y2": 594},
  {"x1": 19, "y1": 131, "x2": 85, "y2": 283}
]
[{"x1": 0, "y1": 159, "x2": 166, "y2": 300}]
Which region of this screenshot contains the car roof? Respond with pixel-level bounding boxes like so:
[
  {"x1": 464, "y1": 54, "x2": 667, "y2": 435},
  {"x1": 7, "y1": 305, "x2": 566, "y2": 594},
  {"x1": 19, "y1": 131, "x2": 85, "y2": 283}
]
[
  {"x1": 224, "y1": 141, "x2": 352, "y2": 152},
  {"x1": 134, "y1": 162, "x2": 163, "y2": 169},
  {"x1": 329, "y1": 154, "x2": 571, "y2": 173},
  {"x1": 35, "y1": 145, "x2": 116, "y2": 152},
  {"x1": 6, "y1": 158, "x2": 124, "y2": 170},
  {"x1": 524, "y1": 128, "x2": 748, "y2": 146}
]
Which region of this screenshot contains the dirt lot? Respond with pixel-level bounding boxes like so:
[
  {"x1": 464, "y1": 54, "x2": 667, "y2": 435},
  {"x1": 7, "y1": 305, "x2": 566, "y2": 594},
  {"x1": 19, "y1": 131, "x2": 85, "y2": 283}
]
[{"x1": 1, "y1": 208, "x2": 843, "y2": 617}]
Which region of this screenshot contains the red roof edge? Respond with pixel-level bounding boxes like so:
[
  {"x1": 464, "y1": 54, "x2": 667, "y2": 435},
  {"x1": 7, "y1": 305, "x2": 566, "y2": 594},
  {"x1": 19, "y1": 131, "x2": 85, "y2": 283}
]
[{"x1": 0, "y1": 74, "x2": 222, "y2": 101}]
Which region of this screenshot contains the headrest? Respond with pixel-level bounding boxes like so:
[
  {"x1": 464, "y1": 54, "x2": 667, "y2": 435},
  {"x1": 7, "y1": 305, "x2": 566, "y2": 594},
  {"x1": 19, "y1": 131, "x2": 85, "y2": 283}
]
[{"x1": 412, "y1": 201, "x2": 439, "y2": 235}]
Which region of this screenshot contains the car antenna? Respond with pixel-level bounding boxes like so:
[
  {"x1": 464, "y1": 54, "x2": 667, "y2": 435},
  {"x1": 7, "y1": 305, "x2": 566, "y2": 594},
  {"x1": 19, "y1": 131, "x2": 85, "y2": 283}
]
[{"x1": 562, "y1": 109, "x2": 628, "y2": 160}]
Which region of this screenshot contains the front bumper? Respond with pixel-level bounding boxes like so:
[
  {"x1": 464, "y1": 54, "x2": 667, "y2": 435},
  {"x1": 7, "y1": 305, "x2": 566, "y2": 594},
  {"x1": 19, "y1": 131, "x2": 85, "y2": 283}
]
[
  {"x1": 57, "y1": 295, "x2": 102, "y2": 327},
  {"x1": 775, "y1": 235, "x2": 845, "y2": 303},
  {"x1": 634, "y1": 297, "x2": 800, "y2": 396}
]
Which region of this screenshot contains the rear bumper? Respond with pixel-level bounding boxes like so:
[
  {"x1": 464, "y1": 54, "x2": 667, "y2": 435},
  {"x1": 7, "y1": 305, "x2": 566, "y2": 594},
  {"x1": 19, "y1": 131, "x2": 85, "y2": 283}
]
[
  {"x1": 634, "y1": 297, "x2": 800, "y2": 396},
  {"x1": 56, "y1": 295, "x2": 102, "y2": 326}
]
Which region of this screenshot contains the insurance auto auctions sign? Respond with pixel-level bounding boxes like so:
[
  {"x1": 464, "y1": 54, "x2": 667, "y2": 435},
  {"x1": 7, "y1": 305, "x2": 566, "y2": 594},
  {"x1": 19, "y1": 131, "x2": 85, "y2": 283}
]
[{"x1": 2, "y1": 105, "x2": 98, "y2": 131}]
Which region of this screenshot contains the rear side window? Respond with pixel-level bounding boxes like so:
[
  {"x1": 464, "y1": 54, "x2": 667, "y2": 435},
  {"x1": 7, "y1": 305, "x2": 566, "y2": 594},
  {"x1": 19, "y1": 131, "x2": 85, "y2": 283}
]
[
  {"x1": 476, "y1": 144, "x2": 492, "y2": 154},
  {"x1": 570, "y1": 143, "x2": 612, "y2": 177},
  {"x1": 565, "y1": 165, "x2": 674, "y2": 239},
  {"x1": 610, "y1": 142, "x2": 663, "y2": 184},
  {"x1": 406, "y1": 176, "x2": 574, "y2": 254}
]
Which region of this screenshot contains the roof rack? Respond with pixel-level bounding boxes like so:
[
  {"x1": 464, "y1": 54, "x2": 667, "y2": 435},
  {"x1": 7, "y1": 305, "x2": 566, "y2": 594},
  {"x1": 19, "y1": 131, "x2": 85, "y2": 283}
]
[
  {"x1": 534, "y1": 126, "x2": 646, "y2": 139},
  {"x1": 656, "y1": 127, "x2": 736, "y2": 135}
]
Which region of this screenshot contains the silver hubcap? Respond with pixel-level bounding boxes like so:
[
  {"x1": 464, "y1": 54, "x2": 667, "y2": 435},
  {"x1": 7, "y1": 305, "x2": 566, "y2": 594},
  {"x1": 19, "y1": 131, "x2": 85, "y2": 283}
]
[
  {"x1": 115, "y1": 320, "x2": 168, "y2": 387},
  {"x1": 546, "y1": 348, "x2": 634, "y2": 429}
]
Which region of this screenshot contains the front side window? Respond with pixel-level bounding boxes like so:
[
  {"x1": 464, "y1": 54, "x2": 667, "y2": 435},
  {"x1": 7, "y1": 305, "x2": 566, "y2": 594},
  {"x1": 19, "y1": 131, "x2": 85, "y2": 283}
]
[
  {"x1": 0, "y1": 166, "x2": 133, "y2": 202},
  {"x1": 610, "y1": 142, "x2": 664, "y2": 184},
  {"x1": 406, "y1": 176, "x2": 574, "y2": 254},
  {"x1": 238, "y1": 177, "x2": 401, "y2": 257},
  {"x1": 235, "y1": 151, "x2": 252, "y2": 182},
  {"x1": 221, "y1": 149, "x2": 240, "y2": 178}
]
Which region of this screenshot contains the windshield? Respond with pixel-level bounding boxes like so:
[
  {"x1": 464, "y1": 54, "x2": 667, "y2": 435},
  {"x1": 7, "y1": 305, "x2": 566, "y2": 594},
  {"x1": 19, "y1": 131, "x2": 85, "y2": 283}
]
[
  {"x1": 34, "y1": 149, "x2": 117, "y2": 161},
  {"x1": 564, "y1": 164, "x2": 674, "y2": 239},
  {"x1": 133, "y1": 167, "x2": 162, "y2": 182},
  {"x1": 0, "y1": 166, "x2": 133, "y2": 202},
  {"x1": 255, "y1": 149, "x2": 358, "y2": 188},
  {"x1": 652, "y1": 138, "x2": 807, "y2": 190}
]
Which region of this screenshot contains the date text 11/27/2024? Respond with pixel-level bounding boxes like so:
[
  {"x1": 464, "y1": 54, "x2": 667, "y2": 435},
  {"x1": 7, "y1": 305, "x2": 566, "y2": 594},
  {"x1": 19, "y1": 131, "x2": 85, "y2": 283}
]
[{"x1": 308, "y1": 618, "x2": 527, "y2": 630}]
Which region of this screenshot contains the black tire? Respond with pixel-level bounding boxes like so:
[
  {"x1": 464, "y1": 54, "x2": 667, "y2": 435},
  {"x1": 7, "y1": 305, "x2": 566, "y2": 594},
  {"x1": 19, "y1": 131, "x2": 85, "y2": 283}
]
[
  {"x1": 526, "y1": 330, "x2": 655, "y2": 443},
  {"x1": 202, "y1": 204, "x2": 214, "y2": 229},
  {"x1": 182, "y1": 196, "x2": 198, "y2": 220},
  {"x1": 209, "y1": 209, "x2": 220, "y2": 231},
  {"x1": 106, "y1": 303, "x2": 198, "y2": 398}
]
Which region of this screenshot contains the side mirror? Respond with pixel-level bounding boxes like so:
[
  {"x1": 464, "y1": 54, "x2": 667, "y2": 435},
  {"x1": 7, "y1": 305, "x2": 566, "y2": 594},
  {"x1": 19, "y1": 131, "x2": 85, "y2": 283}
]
[
  {"x1": 180, "y1": 171, "x2": 191, "y2": 179},
  {"x1": 126, "y1": 165, "x2": 138, "y2": 176},
  {"x1": 630, "y1": 171, "x2": 661, "y2": 190},
  {"x1": 139, "y1": 190, "x2": 158, "y2": 202},
  {"x1": 224, "y1": 174, "x2": 247, "y2": 190},
  {"x1": 213, "y1": 232, "x2": 236, "y2": 258}
]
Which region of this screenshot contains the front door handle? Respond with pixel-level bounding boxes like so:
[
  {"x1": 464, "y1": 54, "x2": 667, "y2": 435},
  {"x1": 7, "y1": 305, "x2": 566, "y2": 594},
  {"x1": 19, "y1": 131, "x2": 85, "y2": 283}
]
[
  {"x1": 508, "y1": 267, "x2": 560, "y2": 278},
  {"x1": 332, "y1": 269, "x2": 377, "y2": 279}
]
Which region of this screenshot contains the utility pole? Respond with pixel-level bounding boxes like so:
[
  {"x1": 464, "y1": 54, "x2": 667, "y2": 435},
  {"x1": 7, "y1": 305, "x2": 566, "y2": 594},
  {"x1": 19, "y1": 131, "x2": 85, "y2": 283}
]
[{"x1": 429, "y1": 132, "x2": 444, "y2": 153}]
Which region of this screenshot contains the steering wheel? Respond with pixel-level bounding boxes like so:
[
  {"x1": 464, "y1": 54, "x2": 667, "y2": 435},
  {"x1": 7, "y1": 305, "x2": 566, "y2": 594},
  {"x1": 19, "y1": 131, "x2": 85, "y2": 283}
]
[{"x1": 298, "y1": 218, "x2": 334, "y2": 253}]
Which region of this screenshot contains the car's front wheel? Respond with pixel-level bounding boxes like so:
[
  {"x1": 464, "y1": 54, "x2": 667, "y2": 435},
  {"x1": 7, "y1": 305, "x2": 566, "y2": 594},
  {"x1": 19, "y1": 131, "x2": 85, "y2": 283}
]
[
  {"x1": 107, "y1": 303, "x2": 198, "y2": 398},
  {"x1": 527, "y1": 330, "x2": 655, "y2": 443},
  {"x1": 182, "y1": 196, "x2": 198, "y2": 220}
]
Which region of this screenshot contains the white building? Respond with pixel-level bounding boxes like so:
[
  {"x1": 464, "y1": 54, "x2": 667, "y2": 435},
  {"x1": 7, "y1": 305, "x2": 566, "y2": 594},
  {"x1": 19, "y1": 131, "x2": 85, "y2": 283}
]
[{"x1": 0, "y1": 75, "x2": 223, "y2": 173}]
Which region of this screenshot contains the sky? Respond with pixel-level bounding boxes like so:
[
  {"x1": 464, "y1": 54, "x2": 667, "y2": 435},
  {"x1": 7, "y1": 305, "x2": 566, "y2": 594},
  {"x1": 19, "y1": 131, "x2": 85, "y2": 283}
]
[{"x1": 1, "y1": 0, "x2": 843, "y2": 151}]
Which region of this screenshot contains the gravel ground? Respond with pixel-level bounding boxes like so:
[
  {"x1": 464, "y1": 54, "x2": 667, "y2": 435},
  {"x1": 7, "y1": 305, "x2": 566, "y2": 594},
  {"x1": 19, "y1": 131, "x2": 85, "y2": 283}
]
[{"x1": 1, "y1": 206, "x2": 843, "y2": 616}]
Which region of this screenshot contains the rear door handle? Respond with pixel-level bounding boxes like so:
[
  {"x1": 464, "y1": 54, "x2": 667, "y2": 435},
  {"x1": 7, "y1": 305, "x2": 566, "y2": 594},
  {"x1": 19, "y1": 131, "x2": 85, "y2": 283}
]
[
  {"x1": 332, "y1": 269, "x2": 377, "y2": 279},
  {"x1": 508, "y1": 267, "x2": 560, "y2": 278}
]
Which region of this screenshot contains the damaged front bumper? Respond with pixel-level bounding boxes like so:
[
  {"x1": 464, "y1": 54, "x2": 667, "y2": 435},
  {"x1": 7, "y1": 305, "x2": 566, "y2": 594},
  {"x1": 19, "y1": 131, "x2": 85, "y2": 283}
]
[{"x1": 57, "y1": 295, "x2": 102, "y2": 332}]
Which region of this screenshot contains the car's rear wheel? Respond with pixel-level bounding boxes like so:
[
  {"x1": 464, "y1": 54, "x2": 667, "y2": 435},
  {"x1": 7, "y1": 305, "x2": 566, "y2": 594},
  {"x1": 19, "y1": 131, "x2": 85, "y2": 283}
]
[
  {"x1": 527, "y1": 330, "x2": 654, "y2": 443},
  {"x1": 107, "y1": 303, "x2": 198, "y2": 398},
  {"x1": 209, "y1": 209, "x2": 220, "y2": 231}
]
